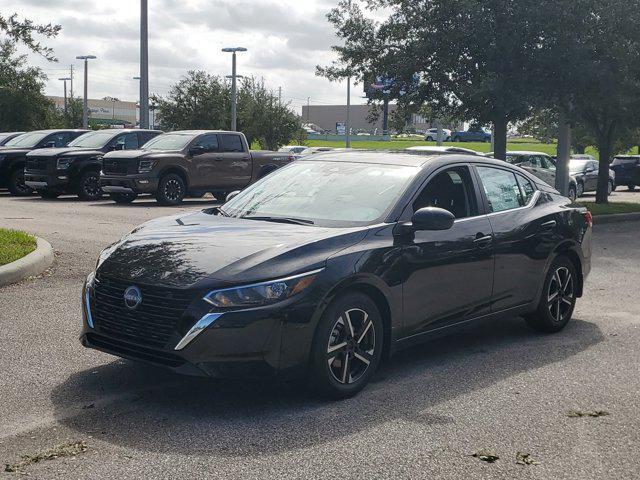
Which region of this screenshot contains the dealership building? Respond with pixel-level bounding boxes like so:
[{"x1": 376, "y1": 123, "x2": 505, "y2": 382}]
[
  {"x1": 301, "y1": 104, "x2": 438, "y2": 134},
  {"x1": 48, "y1": 96, "x2": 158, "y2": 127}
]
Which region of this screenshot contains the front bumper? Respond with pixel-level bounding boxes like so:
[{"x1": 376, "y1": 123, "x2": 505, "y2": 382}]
[
  {"x1": 24, "y1": 172, "x2": 70, "y2": 191},
  {"x1": 100, "y1": 174, "x2": 159, "y2": 194},
  {"x1": 80, "y1": 278, "x2": 320, "y2": 379}
]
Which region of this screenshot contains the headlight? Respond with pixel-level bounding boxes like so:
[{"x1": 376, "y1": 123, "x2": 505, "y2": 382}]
[
  {"x1": 57, "y1": 157, "x2": 74, "y2": 170},
  {"x1": 138, "y1": 159, "x2": 156, "y2": 173},
  {"x1": 203, "y1": 269, "x2": 323, "y2": 309}
]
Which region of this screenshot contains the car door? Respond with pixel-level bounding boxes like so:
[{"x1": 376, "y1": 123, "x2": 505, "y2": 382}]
[
  {"x1": 400, "y1": 165, "x2": 495, "y2": 338},
  {"x1": 474, "y1": 165, "x2": 557, "y2": 312},
  {"x1": 585, "y1": 161, "x2": 599, "y2": 191},
  {"x1": 216, "y1": 133, "x2": 252, "y2": 189},
  {"x1": 188, "y1": 133, "x2": 221, "y2": 189}
]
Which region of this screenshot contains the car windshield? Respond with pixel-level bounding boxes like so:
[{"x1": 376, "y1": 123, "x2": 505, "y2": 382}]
[
  {"x1": 142, "y1": 133, "x2": 193, "y2": 151},
  {"x1": 570, "y1": 160, "x2": 589, "y2": 172},
  {"x1": 221, "y1": 160, "x2": 419, "y2": 227},
  {"x1": 4, "y1": 132, "x2": 49, "y2": 148},
  {"x1": 68, "y1": 131, "x2": 116, "y2": 148}
]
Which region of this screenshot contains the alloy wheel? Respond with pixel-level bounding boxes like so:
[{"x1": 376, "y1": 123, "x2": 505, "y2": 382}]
[
  {"x1": 83, "y1": 173, "x2": 101, "y2": 198},
  {"x1": 576, "y1": 183, "x2": 584, "y2": 197},
  {"x1": 164, "y1": 179, "x2": 183, "y2": 201},
  {"x1": 547, "y1": 266, "x2": 574, "y2": 323},
  {"x1": 326, "y1": 308, "x2": 375, "y2": 385}
]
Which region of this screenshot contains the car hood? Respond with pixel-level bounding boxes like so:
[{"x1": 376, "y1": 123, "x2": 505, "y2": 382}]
[
  {"x1": 0, "y1": 147, "x2": 32, "y2": 156},
  {"x1": 27, "y1": 147, "x2": 103, "y2": 158},
  {"x1": 102, "y1": 149, "x2": 179, "y2": 160},
  {"x1": 97, "y1": 210, "x2": 368, "y2": 288}
]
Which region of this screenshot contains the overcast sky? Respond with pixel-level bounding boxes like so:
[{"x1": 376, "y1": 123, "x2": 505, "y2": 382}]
[{"x1": 5, "y1": 0, "x2": 366, "y2": 112}]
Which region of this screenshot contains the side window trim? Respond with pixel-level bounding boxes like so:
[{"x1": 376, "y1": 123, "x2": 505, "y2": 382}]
[{"x1": 472, "y1": 163, "x2": 541, "y2": 216}]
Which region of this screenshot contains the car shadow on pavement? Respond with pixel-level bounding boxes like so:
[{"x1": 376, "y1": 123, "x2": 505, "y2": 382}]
[{"x1": 50, "y1": 316, "x2": 602, "y2": 457}]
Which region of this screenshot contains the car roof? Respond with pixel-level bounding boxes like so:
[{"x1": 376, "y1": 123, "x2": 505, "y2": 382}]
[
  {"x1": 28, "y1": 129, "x2": 89, "y2": 134},
  {"x1": 506, "y1": 150, "x2": 551, "y2": 156},
  {"x1": 301, "y1": 149, "x2": 519, "y2": 168},
  {"x1": 168, "y1": 130, "x2": 240, "y2": 135}
]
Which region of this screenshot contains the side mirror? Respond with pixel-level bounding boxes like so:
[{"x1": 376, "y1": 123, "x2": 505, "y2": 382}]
[
  {"x1": 409, "y1": 207, "x2": 455, "y2": 231},
  {"x1": 225, "y1": 190, "x2": 241, "y2": 202},
  {"x1": 189, "y1": 145, "x2": 205, "y2": 156},
  {"x1": 585, "y1": 166, "x2": 595, "y2": 173}
]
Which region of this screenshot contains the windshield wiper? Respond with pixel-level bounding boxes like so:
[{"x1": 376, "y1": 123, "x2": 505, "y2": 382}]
[{"x1": 242, "y1": 215, "x2": 314, "y2": 225}]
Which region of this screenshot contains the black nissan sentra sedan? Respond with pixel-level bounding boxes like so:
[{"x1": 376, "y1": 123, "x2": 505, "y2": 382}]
[{"x1": 82, "y1": 151, "x2": 592, "y2": 398}]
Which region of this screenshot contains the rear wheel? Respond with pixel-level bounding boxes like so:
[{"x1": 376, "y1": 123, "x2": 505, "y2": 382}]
[
  {"x1": 568, "y1": 185, "x2": 577, "y2": 202},
  {"x1": 38, "y1": 189, "x2": 60, "y2": 199},
  {"x1": 78, "y1": 171, "x2": 103, "y2": 200},
  {"x1": 576, "y1": 182, "x2": 584, "y2": 197},
  {"x1": 525, "y1": 256, "x2": 577, "y2": 333},
  {"x1": 607, "y1": 180, "x2": 614, "y2": 196},
  {"x1": 156, "y1": 173, "x2": 186, "y2": 206},
  {"x1": 309, "y1": 292, "x2": 383, "y2": 399},
  {"x1": 109, "y1": 193, "x2": 137, "y2": 204},
  {"x1": 8, "y1": 169, "x2": 32, "y2": 196}
]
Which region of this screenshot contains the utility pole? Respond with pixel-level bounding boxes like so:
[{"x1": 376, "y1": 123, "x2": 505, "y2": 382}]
[
  {"x1": 346, "y1": 76, "x2": 351, "y2": 148},
  {"x1": 278, "y1": 86, "x2": 282, "y2": 106},
  {"x1": 76, "y1": 55, "x2": 96, "y2": 129},
  {"x1": 140, "y1": 0, "x2": 150, "y2": 129},
  {"x1": 382, "y1": 94, "x2": 390, "y2": 138},
  {"x1": 222, "y1": 47, "x2": 247, "y2": 131},
  {"x1": 58, "y1": 77, "x2": 71, "y2": 117},
  {"x1": 69, "y1": 65, "x2": 74, "y2": 99}
]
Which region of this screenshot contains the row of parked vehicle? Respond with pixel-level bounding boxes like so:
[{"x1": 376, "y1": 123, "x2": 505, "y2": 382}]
[{"x1": 0, "y1": 128, "x2": 295, "y2": 205}]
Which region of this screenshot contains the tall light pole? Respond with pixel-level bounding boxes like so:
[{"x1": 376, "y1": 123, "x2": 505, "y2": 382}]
[
  {"x1": 139, "y1": 0, "x2": 150, "y2": 129},
  {"x1": 76, "y1": 55, "x2": 96, "y2": 129},
  {"x1": 58, "y1": 77, "x2": 71, "y2": 117},
  {"x1": 133, "y1": 76, "x2": 141, "y2": 127},
  {"x1": 346, "y1": 77, "x2": 351, "y2": 148},
  {"x1": 222, "y1": 47, "x2": 247, "y2": 131}
]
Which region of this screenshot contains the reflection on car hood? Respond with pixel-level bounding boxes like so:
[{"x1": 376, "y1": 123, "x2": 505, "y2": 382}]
[
  {"x1": 27, "y1": 147, "x2": 103, "y2": 157},
  {"x1": 97, "y1": 210, "x2": 368, "y2": 288}
]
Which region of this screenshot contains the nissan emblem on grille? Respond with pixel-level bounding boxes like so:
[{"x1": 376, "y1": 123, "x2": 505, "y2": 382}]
[{"x1": 123, "y1": 286, "x2": 142, "y2": 310}]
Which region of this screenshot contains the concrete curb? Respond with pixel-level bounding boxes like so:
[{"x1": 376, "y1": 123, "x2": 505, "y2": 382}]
[
  {"x1": 0, "y1": 237, "x2": 54, "y2": 287},
  {"x1": 594, "y1": 212, "x2": 640, "y2": 225}
]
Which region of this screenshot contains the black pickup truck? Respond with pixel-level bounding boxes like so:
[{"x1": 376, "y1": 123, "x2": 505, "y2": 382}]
[
  {"x1": 100, "y1": 130, "x2": 295, "y2": 205},
  {"x1": 24, "y1": 129, "x2": 162, "y2": 200},
  {"x1": 0, "y1": 129, "x2": 88, "y2": 195}
]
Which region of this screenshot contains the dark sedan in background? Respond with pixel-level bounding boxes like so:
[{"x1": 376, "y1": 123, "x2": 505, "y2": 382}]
[
  {"x1": 0, "y1": 129, "x2": 88, "y2": 195},
  {"x1": 569, "y1": 156, "x2": 616, "y2": 196},
  {"x1": 82, "y1": 151, "x2": 592, "y2": 398}
]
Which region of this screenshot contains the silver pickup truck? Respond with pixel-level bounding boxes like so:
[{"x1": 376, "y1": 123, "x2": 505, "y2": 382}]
[{"x1": 100, "y1": 130, "x2": 295, "y2": 205}]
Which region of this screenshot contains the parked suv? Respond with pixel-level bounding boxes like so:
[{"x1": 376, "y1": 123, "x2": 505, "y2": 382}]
[
  {"x1": 100, "y1": 130, "x2": 294, "y2": 205},
  {"x1": 610, "y1": 155, "x2": 640, "y2": 191},
  {"x1": 569, "y1": 158, "x2": 616, "y2": 197},
  {"x1": 501, "y1": 151, "x2": 579, "y2": 201},
  {"x1": 24, "y1": 129, "x2": 162, "y2": 200},
  {"x1": 0, "y1": 129, "x2": 88, "y2": 195}
]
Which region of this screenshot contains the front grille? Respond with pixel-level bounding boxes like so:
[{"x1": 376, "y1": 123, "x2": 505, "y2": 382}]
[
  {"x1": 92, "y1": 275, "x2": 194, "y2": 349},
  {"x1": 103, "y1": 158, "x2": 136, "y2": 175},
  {"x1": 25, "y1": 157, "x2": 49, "y2": 172},
  {"x1": 86, "y1": 333, "x2": 185, "y2": 367}
]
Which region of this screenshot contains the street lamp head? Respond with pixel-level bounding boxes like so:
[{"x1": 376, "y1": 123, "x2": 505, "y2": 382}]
[
  {"x1": 226, "y1": 75, "x2": 245, "y2": 79},
  {"x1": 222, "y1": 47, "x2": 248, "y2": 53},
  {"x1": 76, "y1": 55, "x2": 97, "y2": 60},
  {"x1": 133, "y1": 76, "x2": 141, "y2": 80},
  {"x1": 58, "y1": 77, "x2": 72, "y2": 81}
]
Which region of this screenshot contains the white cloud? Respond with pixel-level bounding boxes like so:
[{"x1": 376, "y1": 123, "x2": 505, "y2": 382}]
[{"x1": 3, "y1": 0, "x2": 366, "y2": 113}]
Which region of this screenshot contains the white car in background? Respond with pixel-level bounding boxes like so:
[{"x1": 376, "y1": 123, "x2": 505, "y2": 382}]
[
  {"x1": 406, "y1": 145, "x2": 481, "y2": 155},
  {"x1": 278, "y1": 145, "x2": 307, "y2": 157},
  {"x1": 424, "y1": 128, "x2": 452, "y2": 142}
]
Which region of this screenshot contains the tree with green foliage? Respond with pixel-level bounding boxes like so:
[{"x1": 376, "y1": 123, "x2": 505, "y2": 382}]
[
  {"x1": 154, "y1": 71, "x2": 301, "y2": 149},
  {"x1": 0, "y1": 40, "x2": 57, "y2": 130},
  {"x1": 320, "y1": 0, "x2": 544, "y2": 160},
  {"x1": 0, "y1": 13, "x2": 60, "y2": 61}
]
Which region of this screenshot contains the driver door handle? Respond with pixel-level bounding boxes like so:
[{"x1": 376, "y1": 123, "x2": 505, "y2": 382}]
[
  {"x1": 474, "y1": 234, "x2": 493, "y2": 246},
  {"x1": 541, "y1": 220, "x2": 557, "y2": 230}
]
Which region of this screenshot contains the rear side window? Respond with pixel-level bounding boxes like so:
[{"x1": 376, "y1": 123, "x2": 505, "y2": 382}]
[
  {"x1": 43, "y1": 132, "x2": 73, "y2": 147},
  {"x1": 220, "y1": 134, "x2": 244, "y2": 152},
  {"x1": 476, "y1": 166, "x2": 524, "y2": 213},
  {"x1": 114, "y1": 132, "x2": 139, "y2": 150},
  {"x1": 516, "y1": 174, "x2": 536, "y2": 205}
]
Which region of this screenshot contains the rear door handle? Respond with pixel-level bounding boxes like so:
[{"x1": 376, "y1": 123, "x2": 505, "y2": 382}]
[{"x1": 541, "y1": 220, "x2": 557, "y2": 230}]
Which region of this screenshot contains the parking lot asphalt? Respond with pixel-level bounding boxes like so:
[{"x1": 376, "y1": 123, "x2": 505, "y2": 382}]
[
  {"x1": 1, "y1": 191, "x2": 639, "y2": 479},
  {"x1": 581, "y1": 187, "x2": 640, "y2": 203}
]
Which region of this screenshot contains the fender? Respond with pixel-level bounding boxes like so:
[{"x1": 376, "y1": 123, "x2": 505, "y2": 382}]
[{"x1": 533, "y1": 239, "x2": 584, "y2": 304}]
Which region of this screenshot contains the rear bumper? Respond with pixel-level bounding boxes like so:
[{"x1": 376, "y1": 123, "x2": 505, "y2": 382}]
[{"x1": 100, "y1": 174, "x2": 158, "y2": 194}]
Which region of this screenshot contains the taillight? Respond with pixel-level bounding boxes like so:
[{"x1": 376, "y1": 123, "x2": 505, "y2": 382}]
[{"x1": 583, "y1": 211, "x2": 593, "y2": 228}]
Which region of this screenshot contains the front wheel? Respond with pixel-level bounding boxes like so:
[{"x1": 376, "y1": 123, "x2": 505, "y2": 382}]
[
  {"x1": 8, "y1": 169, "x2": 32, "y2": 196},
  {"x1": 568, "y1": 185, "x2": 577, "y2": 202},
  {"x1": 425, "y1": 136, "x2": 434, "y2": 142},
  {"x1": 576, "y1": 182, "x2": 584, "y2": 198},
  {"x1": 109, "y1": 193, "x2": 138, "y2": 204},
  {"x1": 156, "y1": 173, "x2": 186, "y2": 206},
  {"x1": 607, "y1": 180, "x2": 614, "y2": 196},
  {"x1": 78, "y1": 171, "x2": 103, "y2": 201},
  {"x1": 309, "y1": 292, "x2": 383, "y2": 399},
  {"x1": 628, "y1": 184, "x2": 636, "y2": 191},
  {"x1": 525, "y1": 256, "x2": 577, "y2": 333}
]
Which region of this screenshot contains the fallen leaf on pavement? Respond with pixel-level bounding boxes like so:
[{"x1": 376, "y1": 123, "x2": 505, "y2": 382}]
[
  {"x1": 567, "y1": 410, "x2": 610, "y2": 418},
  {"x1": 472, "y1": 449, "x2": 499, "y2": 463},
  {"x1": 4, "y1": 441, "x2": 88, "y2": 473},
  {"x1": 516, "y1": 452, "x2": 539, "y2": 465}
]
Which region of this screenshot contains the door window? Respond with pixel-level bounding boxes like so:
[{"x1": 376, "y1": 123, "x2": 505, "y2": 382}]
[
  {"x1": 516, "y1": 174, "x2": 536, "y2": 205},
  {"x1": 113, "y1": 132, "x2": 139, "y2": 150},
  {"x1": 192, "y1": 134, "x2": 219, "y2": 152},
  {"x1": 476, "y1": 166, "x2": 525, "y2": 213},
  {"x1": 413, "y1": 167, "x2": 477, "y2": 219},
  {"x1": 43, "y1": 132, "x2": 73, "y2": 147},
  {"x1": 219, "y1": 134, "x2": 244, "y2": 152}
]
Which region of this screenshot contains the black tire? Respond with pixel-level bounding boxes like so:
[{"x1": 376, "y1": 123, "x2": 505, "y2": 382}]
[
  {"x1": 78, "y1": 170, "x2": 103, "y2": 201},
  {"x1": 8, "y1": 169, "x2": 32, "y2": 196},
  {"x1": 309, "y1": 292, "x2": 383, "y2": 399},
  {"x1": 568, "y1": 185, "x2": 577, "y2": 202},
  {"x1": 628, "y1": 184, "x2": 636, "y2": 191},
  {"x1": 156, "y1": 173, "x2": 186, "y2": 206},
  {"x1": 109, "y1": 193, "x2": 138, "y2": 204},
  {"x1": 576, "y1": 182, "x2": 584, "y2": 198},
  {"x1": 453, "y1": 137, "x2": 460, "y2": 142},
  {"x1": 607, "y1": 180, "x2": 614, "y2": 196},
  {"x1": 212, "y1": 192, "x2": 227, "y2": 203},
  {"x1": 38, "y1": 189, "x2": 60, "y2": 199},
  {"x1": 525, "y1": 256, "x2": 577, "y2": 333},
  {"x1": 425, "y1": 136, "x2": 434, "y2": 142}
]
